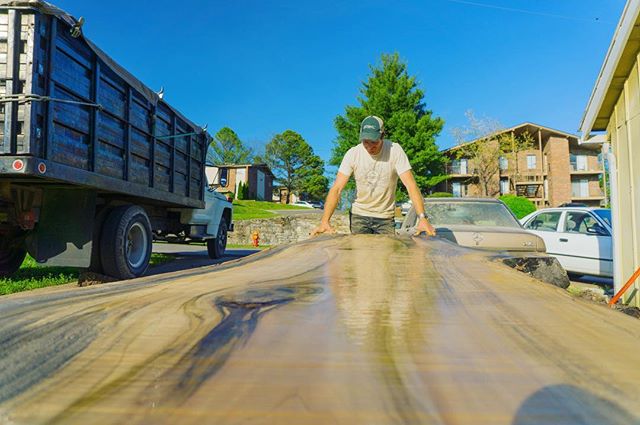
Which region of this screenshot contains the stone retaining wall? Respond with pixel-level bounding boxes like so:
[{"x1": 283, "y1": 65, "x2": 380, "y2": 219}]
[{"x1": 228, "y1": 214, "x2": 350, "y2": 245}]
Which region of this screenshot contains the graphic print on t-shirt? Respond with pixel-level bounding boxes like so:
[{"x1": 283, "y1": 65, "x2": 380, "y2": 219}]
[{"x1": 360, "y1": 163, "x2": 389, "y2": 196}]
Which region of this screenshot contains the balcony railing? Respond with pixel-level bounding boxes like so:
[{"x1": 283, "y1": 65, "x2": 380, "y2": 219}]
[
  {"x1": 516, "y1": 184, "x2": 542, "y2": 198},
  {"x1": 570, "y1": 163, "x2": 603, "y2": 173},
  {"x1": 447, "y1": 165, "x2": 474, "y2": 175},
  {"x1": 572, "y1": 189, "x2": 605, "y2": 199}
]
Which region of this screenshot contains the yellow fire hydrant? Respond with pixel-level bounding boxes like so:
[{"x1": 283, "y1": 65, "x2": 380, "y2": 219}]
[{"x1": 251, "y1": 230, "x2": 260, "y2": 247}]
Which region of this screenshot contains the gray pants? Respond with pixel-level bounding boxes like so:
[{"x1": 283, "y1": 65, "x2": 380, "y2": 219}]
[{"x1": 349, "y1": 212, "x2": 395, "y2": 235}]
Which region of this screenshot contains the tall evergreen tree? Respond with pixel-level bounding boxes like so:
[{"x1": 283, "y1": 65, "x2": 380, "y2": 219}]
[
  {"x1": 263, "y1": 130, "x2": 327, "y2": 203},
  {"x1": 207, "y1": 127, "x2": 253, "y2": 165},
  {"x1": 298, "y1": 154, "x2": 329, "y2": 200},
  {"x1": 332, "y1": 53, "x2": 446, "y2": 190}
]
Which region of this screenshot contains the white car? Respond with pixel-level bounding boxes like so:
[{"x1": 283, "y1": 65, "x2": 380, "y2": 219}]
[
  {"x1": 520, "y1": 208, "x2": 612, "y2": 278},
  {"x1": 401, "y1": 200, "x2": 412, "y2": 215},
  {"x1": 292, "y1": 200, "x2": 315, "y2": 209}
]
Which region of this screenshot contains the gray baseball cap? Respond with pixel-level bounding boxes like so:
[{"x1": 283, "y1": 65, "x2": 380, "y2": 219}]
[{"x1": 359, "y1": 116, "x2": 384, "y2": 141}]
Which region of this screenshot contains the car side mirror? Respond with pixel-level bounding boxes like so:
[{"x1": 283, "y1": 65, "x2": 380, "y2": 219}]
[{"x1": 587, "y1": 224, "x2": 608, "y2": 236}]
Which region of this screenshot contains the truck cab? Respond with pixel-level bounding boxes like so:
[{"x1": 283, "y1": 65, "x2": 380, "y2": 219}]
[{"x1": 161, "y1": 160, "x2": 234, "y2": 259}]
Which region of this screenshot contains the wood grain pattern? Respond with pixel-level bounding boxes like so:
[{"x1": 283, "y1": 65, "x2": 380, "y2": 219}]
[{"x1": 0, "y1": 235, "x2": 639, "y2": 424}]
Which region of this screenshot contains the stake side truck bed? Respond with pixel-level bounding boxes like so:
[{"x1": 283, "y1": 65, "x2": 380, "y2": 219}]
[
  {"x1": 0, "y1": 2, "x2": 232, "y2": 280},
  {"x1": 0, "y1": 2, "x2": 207, "y2": 209}
]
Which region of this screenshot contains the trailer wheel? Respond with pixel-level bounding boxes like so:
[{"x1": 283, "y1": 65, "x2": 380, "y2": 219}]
[
  {"x1": 100, "y1": 205, "x2": 152, "y2": 280},
  {"x1": 207, "y1": 219, "x2": 227, "y2": 259},
  {"x1": 0, "y1": 244, "x2": 26, "y2": 277}
]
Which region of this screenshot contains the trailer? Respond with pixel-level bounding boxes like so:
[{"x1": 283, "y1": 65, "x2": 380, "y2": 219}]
[{"x1": 0, "y1": 1, "x2": 233, "y2": 280}]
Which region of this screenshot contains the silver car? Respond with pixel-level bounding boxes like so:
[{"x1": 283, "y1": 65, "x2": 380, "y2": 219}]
[{"x1": 400, "y1": 198, "x2": 546, "y2": 253}]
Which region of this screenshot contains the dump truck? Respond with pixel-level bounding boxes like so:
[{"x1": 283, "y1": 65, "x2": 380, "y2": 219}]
[{"x1": 0, "y1": 1, "x2": 232, "y2": 280}]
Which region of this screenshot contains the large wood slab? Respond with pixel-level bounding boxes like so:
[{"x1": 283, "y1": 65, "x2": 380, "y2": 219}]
[{"x1": 1, "y1": 235, "x2": 639, "y2": 424}]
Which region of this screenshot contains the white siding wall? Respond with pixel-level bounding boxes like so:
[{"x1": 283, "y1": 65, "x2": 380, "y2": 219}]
[{"x1": 609, "y1": 53, "x2": 640, "y2": 306}]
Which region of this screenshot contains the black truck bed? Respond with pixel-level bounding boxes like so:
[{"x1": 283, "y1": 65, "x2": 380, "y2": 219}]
[{"x1": 0, "y1": 1, "x2": 208, "y2": 208}]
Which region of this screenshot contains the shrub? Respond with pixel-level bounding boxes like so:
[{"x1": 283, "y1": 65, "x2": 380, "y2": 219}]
[
  {"x1": 243, "y1": 182, "x2": 250, "y2": 200},
  {"x1": 499, "y1": 195, "x2": 536, "y2": 219},
  {"x1": 427, "y1": 192, "x2": 454, "y2": 198},
  {"x1": 237, "y1": 182, "x2": 245, "y2": 200}
]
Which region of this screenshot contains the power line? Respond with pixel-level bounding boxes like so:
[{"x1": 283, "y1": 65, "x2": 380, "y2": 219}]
[{"x1": 440, "y1": 0, "x2": 609, "y2": 24}]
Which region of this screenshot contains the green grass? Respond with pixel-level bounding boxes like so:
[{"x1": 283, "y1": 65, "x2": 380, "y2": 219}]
[
  {"x1": 149, "y1": 252, "x2": 175, "y2": 266},
  {"x1": 0, "y1": 252, "x2": 176, "y2": 296},
  {"x1": 227, "y1": 243, "x2": 269, "y2": 250},
  {"x1": 0, "y1": 256, "x2": 80, "y2": 296},
  {"x1": 233, "y1": 199, "x2": 308, "y2": 220}
]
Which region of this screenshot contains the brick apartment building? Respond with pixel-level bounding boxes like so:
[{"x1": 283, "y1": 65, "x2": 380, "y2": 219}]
[{"x1": 437, "y1": 123, "x2": 606, "y2": 207}]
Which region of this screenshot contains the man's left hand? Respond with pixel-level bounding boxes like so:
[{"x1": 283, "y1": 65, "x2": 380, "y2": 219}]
[{"x1": 415, "y1": 217, "x2": 436, "y2": 237}]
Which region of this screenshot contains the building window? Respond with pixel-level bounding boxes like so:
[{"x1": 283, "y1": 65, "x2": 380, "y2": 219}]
[
  {"x1": 570, "y1": 154, "x2": 587, "y2": 171},
  {"x1": 499, "y1": 156, "x2": 508, "y2": 171},
  {"x1": 500, "y1": 178, "x2": 509, "y2": 195},
  {"x1": 452, "y1": 181, "x2": 466, "y2": 197},
  {"x1": 451, "y1": 159, "x2": 459, "y2": 174},
  {"x1": 572, "y1": 179, "x2": 589, "y2": 197},
  {"x1": 577, "y1": 155, "x2": 587, "y2": 171},
  {"x1": 460, "y1": 159, "x2": 468, "y2": 174},
  {"x1": 451, "y1": 159, "x2": 468, "y2": 174},
  {"x1": 527, "y1": 154, "x2": 537, "y2": 170}
]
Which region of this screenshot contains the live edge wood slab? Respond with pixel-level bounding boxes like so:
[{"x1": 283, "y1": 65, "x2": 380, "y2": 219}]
[{"x1": 1, "y1": 235, "x2": 639, "y2": 424}]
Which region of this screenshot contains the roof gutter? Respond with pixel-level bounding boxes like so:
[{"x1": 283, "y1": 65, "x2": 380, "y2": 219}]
[{"x1": 580, "y1": 0, "x2": 640, "y2": 139}]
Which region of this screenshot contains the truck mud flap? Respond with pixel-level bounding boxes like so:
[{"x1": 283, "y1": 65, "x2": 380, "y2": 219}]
[{"x1": 25, "y1": 189, "x2": 96, "y2": 268}]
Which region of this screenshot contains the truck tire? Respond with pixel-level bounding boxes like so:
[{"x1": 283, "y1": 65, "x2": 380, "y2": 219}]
[
  {"x1": 207, "y1": 219, "x2": 227, "y2": 259},
  {"x1": 0, "y1": 245, "x2": 26, "y2": 277},
  {"x1": 100, "y1": 205, "x2": 152, "y2": 280}
]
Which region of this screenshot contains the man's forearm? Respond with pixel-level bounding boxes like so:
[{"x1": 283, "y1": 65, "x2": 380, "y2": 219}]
[
  {"x1": 407, "y1": 185, "x2": 425, "y2": 216},
  {"x1": 321, "y1": 187, "x2": 341, "y2": 224}
]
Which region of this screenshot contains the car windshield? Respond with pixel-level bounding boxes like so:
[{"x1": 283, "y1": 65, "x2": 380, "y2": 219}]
[
  {"x1": 424, "y1": 201, "x2": 521, "y2": 228},
  {"x1": 593, "y1": 209, "x2": 611, "y2": 227}
]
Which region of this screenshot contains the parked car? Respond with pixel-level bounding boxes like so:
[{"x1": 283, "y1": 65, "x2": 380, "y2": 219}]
[
  {"x1": 520, "y1": 208, "x2": 612, "y2": 278},
  {"x1": 399, "y1": 198, "x2": 546, "y2": 253},
  {"x1": 558, "y1": 202, "x2": 588, "y2": 208},
  {"x1": 292, "y1": 200, "x2": 316, "y2": 209},
  {"x1": 401, "y1": 200, "x2": 412, "y2": 215},
  {"x1": 310, "y1": 201, "x2": 324, "y2": 209}
]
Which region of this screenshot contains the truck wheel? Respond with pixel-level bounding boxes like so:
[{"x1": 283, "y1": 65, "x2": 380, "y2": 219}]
[
  {"x1": 207, "y1": 219, "x2": 227, "y2": 259},
  {"x1": 100, "y1": 205, "x2": 152, "y2": 280},
  {"x1": 0, "y1": 245, "x2": 26, "y2": 277}
]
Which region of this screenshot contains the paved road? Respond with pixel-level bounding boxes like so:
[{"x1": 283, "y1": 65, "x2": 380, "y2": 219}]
[
  {"x1": 149, "y1": 242, "x2": 258, "y2": 276},
  {"x1": 1, "y1": 235, "x2": 639, "y2": 424}
]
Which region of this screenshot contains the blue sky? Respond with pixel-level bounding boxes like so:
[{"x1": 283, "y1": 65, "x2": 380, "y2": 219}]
[{"x1": 55, "y1": 0, "x2": 625, "y2": 169}]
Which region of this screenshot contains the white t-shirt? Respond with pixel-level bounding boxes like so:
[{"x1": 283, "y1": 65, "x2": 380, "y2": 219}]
[{"x1": 338, "y1": 140, "x2": 412, "y2": 219}]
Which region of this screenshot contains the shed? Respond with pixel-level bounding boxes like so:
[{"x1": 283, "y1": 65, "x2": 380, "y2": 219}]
[{"x1": 580, "y1": 0, "x2": 640, "y2": 305}]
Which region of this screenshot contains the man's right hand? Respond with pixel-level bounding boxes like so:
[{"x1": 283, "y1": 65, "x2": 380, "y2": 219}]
[{"x1": 311, "y1": 222, "x2": 336, "y2": 236}]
